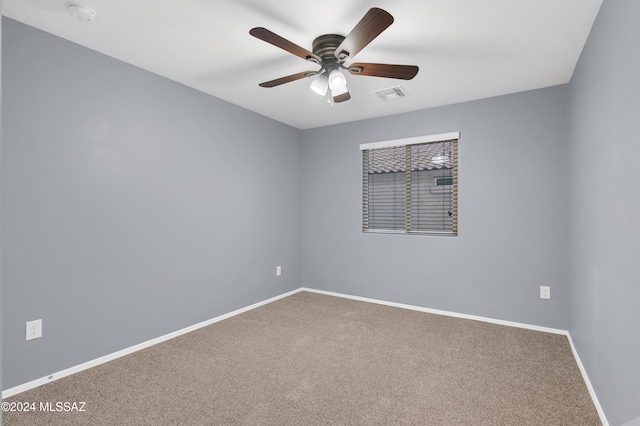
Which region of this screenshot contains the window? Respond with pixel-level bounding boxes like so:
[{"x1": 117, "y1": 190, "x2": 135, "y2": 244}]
[{"x1": 361, "y1": 132, "x2": 458, "y2": 236}]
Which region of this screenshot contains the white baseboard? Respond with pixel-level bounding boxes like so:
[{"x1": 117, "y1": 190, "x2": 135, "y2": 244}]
[
  {"x1": 566, "y1": 333, "x2": 610, "y2": 426},
  {"x1": 2, "y1": 287, "x2": 303, "y2": 399},
  {"x1": 301, "y1": 287, "x2": 568, "y2": 334},
  {"x1": 2, "y1": 285, "x2": 609, "y2": 426}
]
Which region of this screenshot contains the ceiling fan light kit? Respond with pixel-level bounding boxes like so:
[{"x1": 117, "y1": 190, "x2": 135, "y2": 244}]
[
  {"x1": 310, "y1": 75, "x2": 329, "y2": 96},
  {"x1": 250, "y1": 7, "x2": 419, "y2": 104},
  {"x1": 328, "y1": 69, "x2": 347, "y2": 91}
]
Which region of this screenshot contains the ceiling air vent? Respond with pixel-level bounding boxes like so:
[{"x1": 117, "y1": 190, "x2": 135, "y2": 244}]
[{"x1": 374, "y1": 86, "x2": 409, "y2": 101}]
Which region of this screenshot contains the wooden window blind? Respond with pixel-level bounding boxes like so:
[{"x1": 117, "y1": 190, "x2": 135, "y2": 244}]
[{"x1": 361, "y1": 133, "x2": 458, "y2": 236}]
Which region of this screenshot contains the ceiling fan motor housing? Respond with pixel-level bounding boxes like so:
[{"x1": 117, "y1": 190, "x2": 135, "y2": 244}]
[{"x1": 312, "y1": 34, "x2": 346, "y2": 64}]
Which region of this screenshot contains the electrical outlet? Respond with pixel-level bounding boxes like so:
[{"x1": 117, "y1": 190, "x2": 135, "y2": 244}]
[
  {"x1": 540, "y1": 286, "x2": 551, "y2": 300},
  {"x1": 26, "y1": 319, "x2": 42, "y2": 341},
  {"x1": 276, "y1": 266, "x2": 281, "y2": 276}
]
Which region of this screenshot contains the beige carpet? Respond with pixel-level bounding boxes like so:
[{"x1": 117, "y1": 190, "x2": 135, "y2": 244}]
[{"x1": 4, "y1": 291, "x2": 601, "y2": 425}]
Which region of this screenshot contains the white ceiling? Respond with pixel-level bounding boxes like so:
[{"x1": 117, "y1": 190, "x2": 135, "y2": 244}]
[{"x1": 2, "y1": 0, "x2": 602, "y2": 129}]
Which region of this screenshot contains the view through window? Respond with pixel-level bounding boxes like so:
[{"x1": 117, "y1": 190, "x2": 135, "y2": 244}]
[{"x1": 361, "y1": 133, "x2": 458, "y2": 235}]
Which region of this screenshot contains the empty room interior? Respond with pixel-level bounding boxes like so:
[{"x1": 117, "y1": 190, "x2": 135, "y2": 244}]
[{"x1": 1, "y1": 0, "x2": 639, "y2": 425}]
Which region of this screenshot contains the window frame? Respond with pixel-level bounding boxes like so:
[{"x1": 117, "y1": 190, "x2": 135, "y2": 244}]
[{"x1": 360, "y1": 132, "x2": 459, "y2": 237}]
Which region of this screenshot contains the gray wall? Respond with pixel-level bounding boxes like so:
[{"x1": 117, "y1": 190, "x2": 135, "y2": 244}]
[
  {"x1": 567, "y1": 0, "x2": 640, "y2": 425},
  {"x1": 301, "y1": 86, "x2": 568, "y2": 329},
  {"x1": 2, "y1": 18, "x2": 302, "y2": 389}
]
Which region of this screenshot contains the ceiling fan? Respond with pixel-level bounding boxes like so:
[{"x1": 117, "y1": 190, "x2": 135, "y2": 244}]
[{"x1": 249, "y1": 7, "x2": 419, "y2": 105}]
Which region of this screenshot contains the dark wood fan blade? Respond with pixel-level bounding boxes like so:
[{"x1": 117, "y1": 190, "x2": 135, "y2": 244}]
[
  {"x1": 258, "y1": 71, "x2": 317, "y2": 88},
  {"x1": 332, "y1": 87, "x2": 351, "y2": 103},
  {"x1": 334, "y1": 8, "x2": 394, "y2": 61},
  {"x1": 250, "y1": 27, "x2": 322, "y2": 63},
  {"x1": 348, "y1": 63, "x2": 419, "y2": 80}
]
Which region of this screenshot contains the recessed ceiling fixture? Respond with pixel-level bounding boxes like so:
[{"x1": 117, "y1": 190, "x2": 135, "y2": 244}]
[
  {"x1": 68, "y1": 4, "x2": 96, "y2": 22},
  {"x1": 249, "y1": 8, "x2": 419, "y2": 105}
]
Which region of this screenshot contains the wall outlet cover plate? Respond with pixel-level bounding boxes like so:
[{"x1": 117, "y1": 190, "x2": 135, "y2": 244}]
[
  {"x1": 26, "y1": 319, "x2": 43, "y2": 340},
  {"x1": 540, "y1": 286, "x2": 551, "y2": 300}
]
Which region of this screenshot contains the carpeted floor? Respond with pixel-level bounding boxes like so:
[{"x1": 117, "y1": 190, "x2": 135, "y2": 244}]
[{"x1": 4, "y1": 291, "x2": 601, "y2": 425}]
